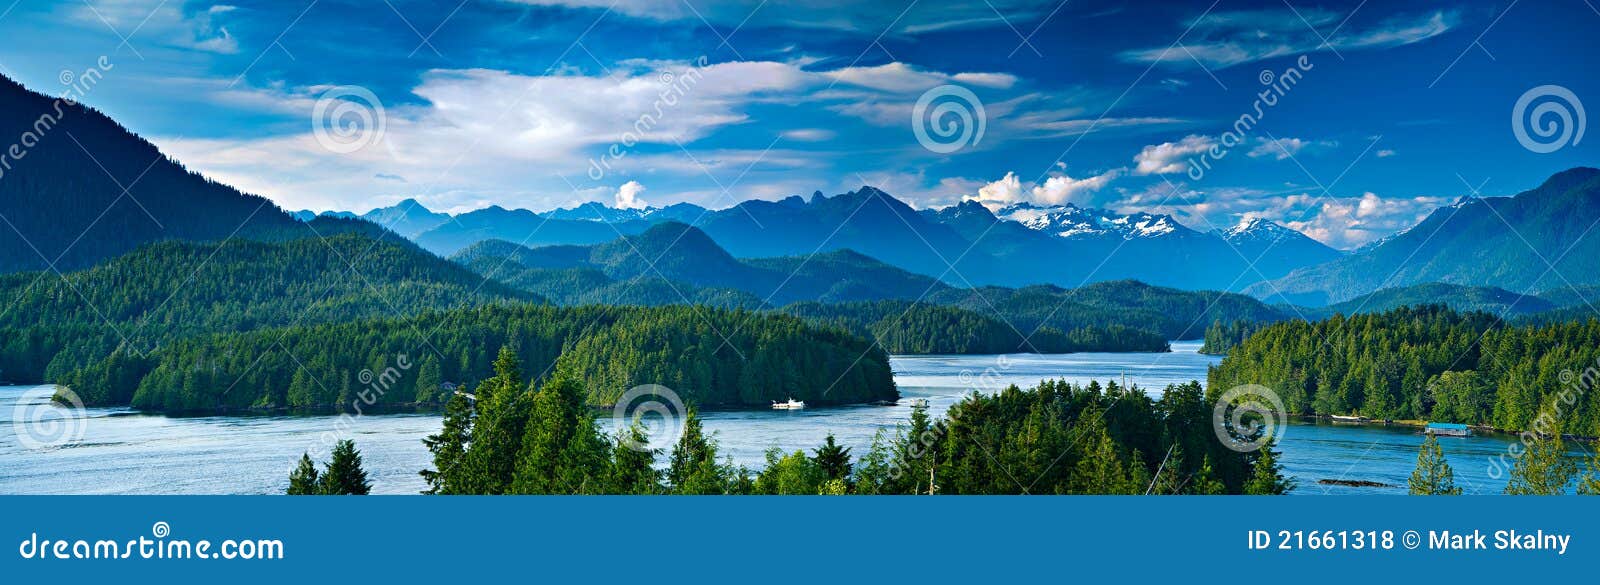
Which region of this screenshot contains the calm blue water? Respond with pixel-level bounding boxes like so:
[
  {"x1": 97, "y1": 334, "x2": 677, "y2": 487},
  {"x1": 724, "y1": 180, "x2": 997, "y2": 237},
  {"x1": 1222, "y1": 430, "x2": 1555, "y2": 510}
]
[{"x1": 0, "y1": 341, "x2": 1584, "y2": 494}]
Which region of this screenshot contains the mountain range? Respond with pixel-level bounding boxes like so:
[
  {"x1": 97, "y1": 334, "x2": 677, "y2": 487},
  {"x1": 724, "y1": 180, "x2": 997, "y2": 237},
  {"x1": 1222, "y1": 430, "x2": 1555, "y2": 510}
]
[
  {"x1": 337, "y1": 186, "x2": 1342, "y2": 294},
  {"x1": 6, "y1": 71, "x2": 1600, "y2": 316},
  {"x1": 1248, "y1": 167, "x2": 1600, "y2": 305}
]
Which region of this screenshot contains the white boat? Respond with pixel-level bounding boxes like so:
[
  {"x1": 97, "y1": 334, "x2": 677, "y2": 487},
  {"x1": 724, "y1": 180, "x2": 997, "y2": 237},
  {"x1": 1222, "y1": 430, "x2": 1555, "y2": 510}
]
[
  {"x1": 771, "y1": 398, "x2": 805, "y2": 410},
  {"x1": 904, "y1": 398, "x2": 929, "y2": 408}
]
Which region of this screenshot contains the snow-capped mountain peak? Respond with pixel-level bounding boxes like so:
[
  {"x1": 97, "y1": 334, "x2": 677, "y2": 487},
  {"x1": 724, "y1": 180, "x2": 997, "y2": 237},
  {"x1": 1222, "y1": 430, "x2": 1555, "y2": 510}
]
[
  {"x1": 995, "y1": 203, "x2": 1190, "y2": 240},
  {"x1": 1224, "y1": 216, "x2": 1286, "y2": 238}
]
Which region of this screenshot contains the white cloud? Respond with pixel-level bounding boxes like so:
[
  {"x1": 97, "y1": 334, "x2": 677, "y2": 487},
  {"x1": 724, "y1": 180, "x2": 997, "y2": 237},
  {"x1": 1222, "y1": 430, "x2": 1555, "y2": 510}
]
[
  {"x1": 1032, "y1": 168, "x2": 1122, "y2": 205},
  {"x1": 1100, "y1": 183, "x2": 1449, "y2": 248},
  {"x1": 614, "y1": 180, "x2": 648, "y2": 209},
  {"x1": 1121, "y1": 9, "x2": 1459, "y2": 69},
  {"x1": 963, "y1": 168, "x2": 1121, "y2": 210},
  {"x1": 1284, "y1": 192, "x2": 1449, "y2": 249},
  {"x1": 1376, "y1": 149, "x2": 1397, "y2": 158},
  {"x1": 1246, "y1": 137, "x2": 1336, "y2": 160},
  {"x1": 822, "y1": 62, "x2": 1017, "y2": 93},
  {"x1": 1133, "y1": 135, "x2": 1215, "y2": 175},
  {"x1": 67, "y1": 1, "x2": 240, "y2": 54},
  {"x1": 780, "y1": 128, "x2": 836, "y2": 142}
]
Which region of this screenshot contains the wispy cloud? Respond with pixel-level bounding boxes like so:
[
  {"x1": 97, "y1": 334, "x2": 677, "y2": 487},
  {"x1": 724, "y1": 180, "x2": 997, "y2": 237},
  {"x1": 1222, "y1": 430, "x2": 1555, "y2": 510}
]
[
  {"x1": 1246, "y1": 137, "x2": 1337, "y2": 160},
  {"x1": 505, "y1": 0, "x2": 1059, "y2": 35},
  {"x1": 1121, "y1": 9, "x2": 1460, "y2": 69}
]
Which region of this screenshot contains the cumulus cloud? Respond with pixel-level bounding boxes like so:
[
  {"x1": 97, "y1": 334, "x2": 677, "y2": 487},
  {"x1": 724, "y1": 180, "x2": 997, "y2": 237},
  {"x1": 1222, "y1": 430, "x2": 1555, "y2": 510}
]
[
  {"x1": 1284, "y1": 192, "x2": 1449, "y2": 249},
  {"x1": 1121, "y1": 9, "x2": 1459, "y2": 69},
  {"x1": 1134, "y1": 135, "x2": 1215, "y2": 175},
  {"x1": 614, "y1": 181, "x2": 648, "y2": 209},
  {"x1": 963, "y1": 168, "x2": 1121, "y2": 210}
]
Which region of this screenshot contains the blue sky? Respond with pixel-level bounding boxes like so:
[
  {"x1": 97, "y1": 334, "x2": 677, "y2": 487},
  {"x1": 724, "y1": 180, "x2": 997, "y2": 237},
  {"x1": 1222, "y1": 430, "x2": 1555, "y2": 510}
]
[{"x1": 0, "y1": 0, "x2": 1595, "y2": 248}]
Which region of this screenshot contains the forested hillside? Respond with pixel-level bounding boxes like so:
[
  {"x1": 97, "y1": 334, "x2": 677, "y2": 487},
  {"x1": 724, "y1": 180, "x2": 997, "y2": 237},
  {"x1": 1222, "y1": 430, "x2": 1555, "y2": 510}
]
[
  {"x1": 57, "y1": 304, "x2": 896, "y2": 411},
  {"x1": 781, "y1": 301, "x2": 1170, "y2": 354},
  {"x1": 0, "y1": 230, "x2": 534, "y2": 383},
  {"x1": 1207, "y1": 305, "x2": 1600, "y2": 435},
  {"x1": 925, "y1": 280, "x2": 1288, "y2": 340}
]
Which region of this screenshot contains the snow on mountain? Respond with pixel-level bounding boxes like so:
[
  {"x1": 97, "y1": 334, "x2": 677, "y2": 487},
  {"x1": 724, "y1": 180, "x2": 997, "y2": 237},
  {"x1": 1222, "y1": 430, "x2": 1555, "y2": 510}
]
[
  {"x1": 995, "y1": 202, "x2": 1192, "y2": 240},
  {"x1": 1220, "y1": 216, "x2": 1304, "y2": 245},
  {"x1": 541, "y1": 201, "x2": 709, "y2": 224}
]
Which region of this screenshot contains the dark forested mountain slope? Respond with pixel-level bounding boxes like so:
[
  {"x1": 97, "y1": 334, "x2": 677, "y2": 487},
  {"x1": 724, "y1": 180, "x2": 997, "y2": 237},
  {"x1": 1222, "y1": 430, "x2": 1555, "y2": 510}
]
[
  {"x1": 0, "y1": 229, "x2": 534, "y2": 385},
  {"x1": 0, "y1": 74, "x2": 306, "y2": 274}
]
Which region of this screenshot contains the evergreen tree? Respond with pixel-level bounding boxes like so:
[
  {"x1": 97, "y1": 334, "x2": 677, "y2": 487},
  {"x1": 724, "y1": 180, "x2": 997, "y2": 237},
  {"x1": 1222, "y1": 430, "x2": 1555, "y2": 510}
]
[
  {"x1": 1407, "y1": 435, "x2": 1462, "y2": 495},
  {"x1": 1072, "y1": 426, "x2": 1131, "y2": 494},
  {"x1": 1578, "y1": 447, "x2": 1600, "y2": 496},
  {"x1": 287, "y1": 453, "x2": 321, "y2": 495},
  {"x1": 511, "y1": 375, "x2": 590, "y2": 494},
  {"x1": 318, "y1": 440, "x2": 372, "y2": 495},
  {"x1": 1151, "y1": 444, "x2": 1186, "y2": 495},
  {"x1": 1504, "y1": 434, "x2": 1578, "y2": 495},
  {"x1": 609, "y1": 424, "x2": 661, "y2": 495},
  {"x1": 891, "y1": 402, "x2": 935, "y2": 493},
  {"x1": 420, "y1": 391, "x2": 474, "y2": 494},
  {"x1": 669, "y1": 410, "x2": 727, "y2": 494},
  {"x1": 756, "y1": 448, "x2": 826, "y2": 495},
  {"x1": 1243, "y1": 441, "x2": 1294, "y2": 495},
  {"x1": 850, "y1": 429, "x2": 895, "y2": 495},
  {"x1": 1190, "y1": 455, "x2": 1227, "y2": 495},
  {"x1": 812, "y1": 433, "x2": 853, "y2": 483},
  {"x1": 455, "y1": 347, "x2": 531, "y2": 495},
  {"x1": 414, "y1": 357, "x2": 442, "y2": 404}
]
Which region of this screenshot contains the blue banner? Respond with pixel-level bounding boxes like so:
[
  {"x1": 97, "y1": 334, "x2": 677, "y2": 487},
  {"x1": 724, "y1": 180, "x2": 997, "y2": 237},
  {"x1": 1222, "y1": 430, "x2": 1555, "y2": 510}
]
[{"x1": 2, "y1": 496, "x2": 1591, "y2": 583}]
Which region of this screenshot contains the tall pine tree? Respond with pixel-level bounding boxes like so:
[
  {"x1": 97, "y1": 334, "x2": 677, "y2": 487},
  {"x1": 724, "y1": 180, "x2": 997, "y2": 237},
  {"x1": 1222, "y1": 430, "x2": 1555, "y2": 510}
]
[
  {"x1": 1504, "y1": 434, "x2": 1577, "y2": 495},
  {"x1": 318, "y1": 440, "x2": 372, "y2": 495},
  {"x1": 1407, "y1": 435, "x2": 1462, "y2": 495},
  {"x1": 287, "y1": 453, "x2": 320, "y2": 495}
]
